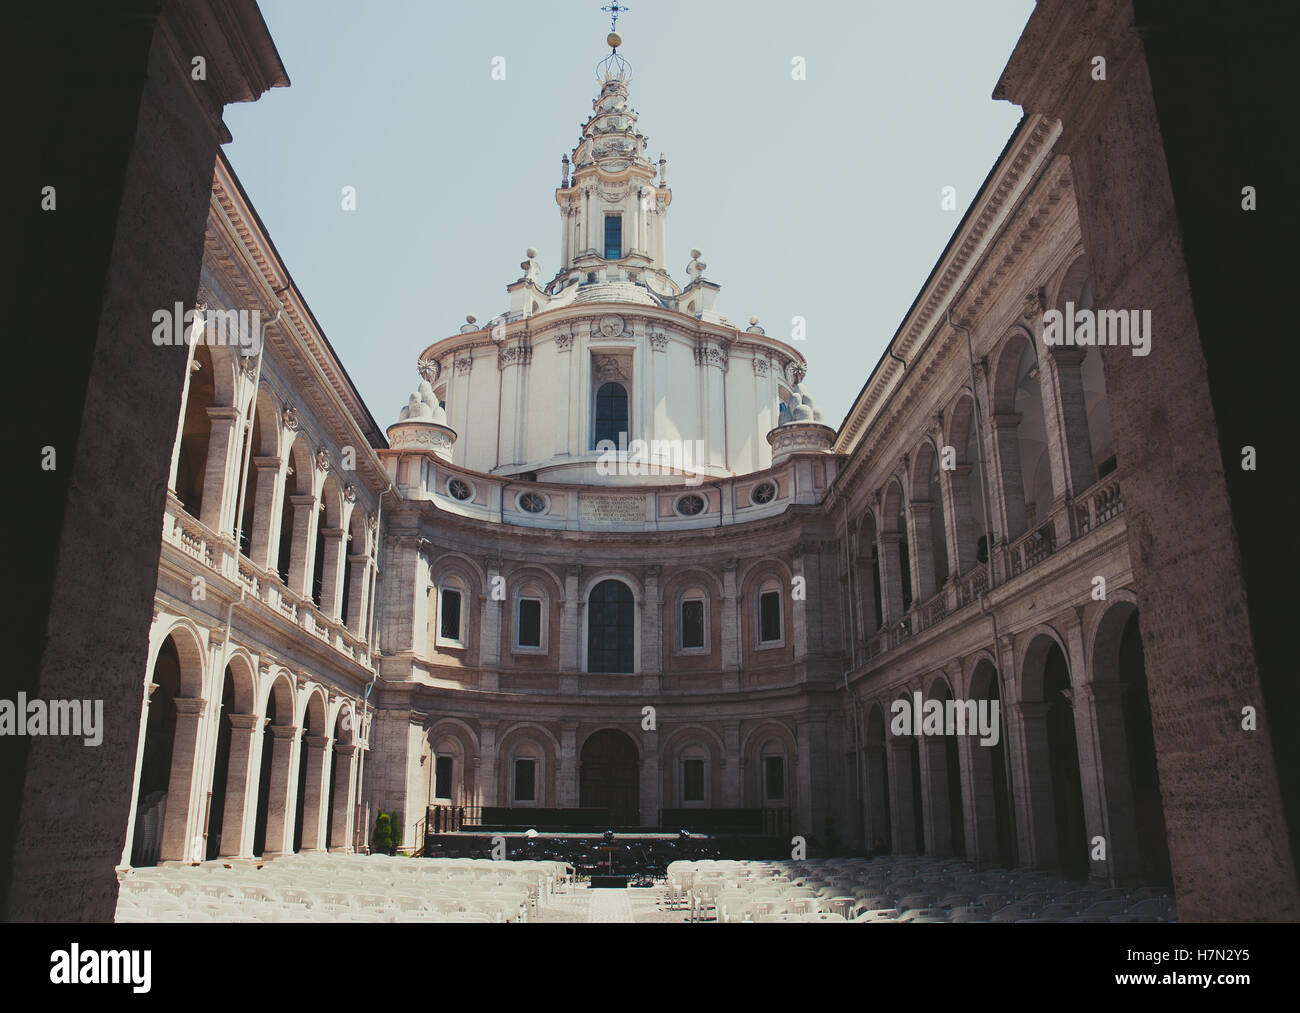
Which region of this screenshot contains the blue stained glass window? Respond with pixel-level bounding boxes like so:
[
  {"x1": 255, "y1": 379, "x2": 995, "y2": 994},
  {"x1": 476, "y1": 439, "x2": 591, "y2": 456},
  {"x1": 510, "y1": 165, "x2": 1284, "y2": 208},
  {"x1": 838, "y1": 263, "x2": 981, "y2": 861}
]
[
  {"x1": 604, "y1": 215, "x2": 622, "y2": 259},
  {"x1": 594, "y1": 382, "x2": 628, "y2": 448},
  {"x1": 588, "y1": 579, "x2": 634, "y2": 673}
]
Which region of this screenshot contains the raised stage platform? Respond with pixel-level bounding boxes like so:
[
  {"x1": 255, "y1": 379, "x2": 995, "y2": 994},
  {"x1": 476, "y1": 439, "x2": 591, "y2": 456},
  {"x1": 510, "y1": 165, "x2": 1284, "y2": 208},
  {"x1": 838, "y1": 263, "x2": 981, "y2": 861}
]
[{"x1": 421, "y1": 828, "x2": 788, "y2": 880}]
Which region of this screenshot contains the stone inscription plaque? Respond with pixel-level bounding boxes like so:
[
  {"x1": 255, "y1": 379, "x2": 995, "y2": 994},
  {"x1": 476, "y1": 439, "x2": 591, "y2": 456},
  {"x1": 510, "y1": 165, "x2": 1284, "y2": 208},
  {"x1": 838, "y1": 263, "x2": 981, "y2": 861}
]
[{"x1": 579, "y1": 494, "x2": 645, "y2": 527}]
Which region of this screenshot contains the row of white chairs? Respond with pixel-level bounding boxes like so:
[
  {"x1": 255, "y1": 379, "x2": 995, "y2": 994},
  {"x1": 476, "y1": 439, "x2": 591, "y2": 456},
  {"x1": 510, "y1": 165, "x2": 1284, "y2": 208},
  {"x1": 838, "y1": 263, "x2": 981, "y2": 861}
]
[
  {"x1": 117, "y1": 855, "x2": 572, "y2": 923},
  {"x1": 666, "y1": 858, "x2": 1177, "y2": 924}
]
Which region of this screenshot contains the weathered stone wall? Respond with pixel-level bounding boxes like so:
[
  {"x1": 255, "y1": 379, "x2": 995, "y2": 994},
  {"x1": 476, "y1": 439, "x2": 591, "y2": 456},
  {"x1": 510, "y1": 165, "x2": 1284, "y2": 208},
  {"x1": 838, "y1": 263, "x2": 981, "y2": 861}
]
[
  {"x1": 1, "y1": 1, "x2": 286, "y2": 920},
  {"x1": 995, "y1": 0, "x2": 1298, "y2": 920}
]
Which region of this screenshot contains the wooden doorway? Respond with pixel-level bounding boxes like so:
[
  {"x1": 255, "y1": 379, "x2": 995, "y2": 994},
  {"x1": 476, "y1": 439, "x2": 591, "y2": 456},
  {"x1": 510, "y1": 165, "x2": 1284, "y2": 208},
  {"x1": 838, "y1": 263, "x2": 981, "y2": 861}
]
[{"x1": 579, "y1": 729, "x2": 640, "y2": 827}]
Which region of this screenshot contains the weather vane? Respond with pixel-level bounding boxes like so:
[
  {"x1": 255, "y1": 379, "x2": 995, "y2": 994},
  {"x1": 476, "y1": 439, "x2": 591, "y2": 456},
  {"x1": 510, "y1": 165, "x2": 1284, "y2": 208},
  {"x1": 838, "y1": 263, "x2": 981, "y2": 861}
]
[{"x1": 601, "y1": 3, "x2": 630, "y2": 33}]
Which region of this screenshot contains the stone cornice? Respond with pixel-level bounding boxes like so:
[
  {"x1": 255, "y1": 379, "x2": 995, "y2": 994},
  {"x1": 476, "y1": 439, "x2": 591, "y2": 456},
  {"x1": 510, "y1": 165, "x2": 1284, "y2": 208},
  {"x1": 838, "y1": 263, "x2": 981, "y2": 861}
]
[
  {"x1": 209, "y1": 154, "x2": 390, "y2": 476},
  {"x1": 417, "y1": 303, "x2": 807, "y2": 375}
]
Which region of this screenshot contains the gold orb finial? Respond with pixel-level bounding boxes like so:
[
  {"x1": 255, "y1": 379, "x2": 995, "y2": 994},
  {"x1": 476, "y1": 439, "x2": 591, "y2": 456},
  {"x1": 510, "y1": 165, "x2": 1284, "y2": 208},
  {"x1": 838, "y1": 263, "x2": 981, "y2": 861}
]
[{"x1": 608, "y1": 31, "x2": 622, "y2": 48}]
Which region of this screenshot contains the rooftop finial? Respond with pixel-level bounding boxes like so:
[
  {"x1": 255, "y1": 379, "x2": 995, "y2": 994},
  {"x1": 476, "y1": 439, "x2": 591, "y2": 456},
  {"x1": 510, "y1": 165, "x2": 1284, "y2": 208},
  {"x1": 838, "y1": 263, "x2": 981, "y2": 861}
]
[
  {"x1": 602, "y1": 1, "x2": 630, "y2": 34},
  {"x1": 597, "y1": 2, "x2": 631, "y2": 80}
]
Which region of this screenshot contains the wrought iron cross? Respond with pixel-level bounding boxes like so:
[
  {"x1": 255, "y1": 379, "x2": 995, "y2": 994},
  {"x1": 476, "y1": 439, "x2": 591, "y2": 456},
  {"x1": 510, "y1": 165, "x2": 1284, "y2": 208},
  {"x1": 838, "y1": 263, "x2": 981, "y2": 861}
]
[{"x1": 601, "y1": 2, "x2": 630, "y2": 32}]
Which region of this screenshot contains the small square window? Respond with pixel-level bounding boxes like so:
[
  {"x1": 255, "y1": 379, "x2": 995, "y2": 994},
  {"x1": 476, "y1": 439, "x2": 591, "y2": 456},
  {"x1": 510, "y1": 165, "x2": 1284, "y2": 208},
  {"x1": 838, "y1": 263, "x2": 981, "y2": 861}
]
[
  {"x1": 759, "y1": 590, "x2": 782, "y2": 643},
  {"x1": 764, "y1": 756, "x2": 785, "y2": 801},
  {"x1": 682, "y1": 759, "x2": 705, "y2": 803},
  {"x1": 518, "y1": 598, "x2": 542, "y2": 648},
  {"x1": 681, "y1": 599, "x2": 705, "y2": 650},
  {"x1": 514, "y1": 759, "x2": 536, "y2": 802},
  {"x1": 440, "y1": 588, "x2": 462, "y2": 643}
]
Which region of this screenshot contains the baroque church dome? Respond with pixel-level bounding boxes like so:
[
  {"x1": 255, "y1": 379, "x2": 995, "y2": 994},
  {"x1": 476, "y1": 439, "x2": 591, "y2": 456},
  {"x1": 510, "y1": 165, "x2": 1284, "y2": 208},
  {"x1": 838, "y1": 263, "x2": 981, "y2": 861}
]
[{"x1": 399, "y1": 35, "x2": 828, "y2": 488}]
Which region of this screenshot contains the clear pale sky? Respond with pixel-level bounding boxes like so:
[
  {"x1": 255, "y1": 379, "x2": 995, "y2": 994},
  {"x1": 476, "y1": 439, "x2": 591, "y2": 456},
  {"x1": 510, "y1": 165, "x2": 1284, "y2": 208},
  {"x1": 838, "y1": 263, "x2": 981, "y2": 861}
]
[{"x1": 223, "y1": 0, "x2": 1034, "y2": 436}]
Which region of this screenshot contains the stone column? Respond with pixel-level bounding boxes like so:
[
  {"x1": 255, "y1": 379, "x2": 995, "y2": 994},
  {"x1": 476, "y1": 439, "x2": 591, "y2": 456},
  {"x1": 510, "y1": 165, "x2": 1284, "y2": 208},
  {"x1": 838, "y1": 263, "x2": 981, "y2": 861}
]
[
  {"x1": 557, "y1": 723, "x2": 579, "y2": 808},
  {"x1": 248, "y1": 456, "x2": 284, "y2": 570},
  {"x1": 480, "y1": 561, "x2": 502, "y2": 675},
  {"x1": 560, "y1": 567, "x2": 580, "y2": 677},
  {"x1": 888, "y1": 736, "x2": 919, "y2": 854},
  {"x1": 219, "y1": 713, "x2": 261, "y2": 858},
  {"x1": 798, "y1": 715, "x2": 828, "y2": 846},
  {"x1": 700, "y1": 345, "x2": 727, "y2": 470},
  {"x1": 298, "y1": 735, "x2": 331, "y2": 852},
  {"x1": 1081, "y1": 681, "x2": 1140, "y2": 883},
  {"x1": 159, "y1": 696, "x2": 206, "y2": 862},
  {"x1": 956, "y1": 731, "x2": 990, "y2": 865},
  {"x1": 1049, "y1": 347, "x2": 1096, "y2": 494},
  {"x1": 790, "y1": 552, "x2": 808, "y2": 661},
  {"x1": 918, "y1": 734, "x2": 953, "y2": 857},
  {"x1": 346, "y1": 553, "x2": 371, "y2": 638},
  {"x1": 317, "y1": 528, "x2": 347, "y2": 620},
  {"x1": 722, "y1": 722, "x2": 741, "y2": 807},
  {"x1": 168, "y1": 337, "x2": 200, "y2": 492},
  {"x1": 877, "y1": 532, "x2": 906, "y2": 625},
  {"x1": 721, "y1": 562, "x2": 739, "y2": 672},
  {"x1": 329, "y1": 743, "x2": 358, "y2": 852},
  {"x1": 479, "y1": 722, "x2": 498, "y2": 808},
  {"x1": 641, "y1": 565, "x2": 661, "y2": 676},
  {"x1": 1061, "y1": 614, "x2": 1110, "y2": 881},
  {"x1": 1011, "y1": 701, "x2": 1055, "y2": 869},
  {"x1": 200, "y1": 405, "x2": 243, "y2": 534},
  {"x1": 989, "y1": 413, "x2": 1027, "y2": 541},
  {"x1": 943, "y1": 464, "x2": 979, "y2": 576},
  {"x1": 639, "y1": 727, "x2": 659, "y2": 828},
  {"x1": 262, "y1": 724, "x2": 300, "y2": 856},
  {"x1": 285, "y1": 493, "x2": 318, "y2": 599},
  {"x1": 908, "y1": 498, "x2": 937, "y2": 603}
]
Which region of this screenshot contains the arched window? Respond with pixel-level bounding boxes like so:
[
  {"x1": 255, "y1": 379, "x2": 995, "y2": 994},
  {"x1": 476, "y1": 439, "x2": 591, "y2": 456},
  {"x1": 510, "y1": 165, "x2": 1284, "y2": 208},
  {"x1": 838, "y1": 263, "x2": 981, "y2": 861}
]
[
  {"x1": 760, "y1": 743, "x2": 787, "y2": 803},
  {"x1": 678, "y1": 588, "x2": 708, "y2": 653},
  {"x1": 587, "y1": 579, "x2": 635, "y2": 673},
  {"x1": 433, "y1": 575, "x2": 468, "y2": 650},
  {"x1": 513, "y1": 581, "x2": 548, "y2": 653},
  {"x1": 593, "y1": 382, "x2": 628, "y2": 448},
  {"x1": 757, "y1": 578, "x2": 784, "y2": 646},
  {"x1": 431, "y1": 735, "x2": 461, "y2": 802},
  {"x1": 511, "y1": 742, "x2": 543, "y2": 805},
  {"x1": 680, "y1": 746, "x2": 707, "y2": 805}
]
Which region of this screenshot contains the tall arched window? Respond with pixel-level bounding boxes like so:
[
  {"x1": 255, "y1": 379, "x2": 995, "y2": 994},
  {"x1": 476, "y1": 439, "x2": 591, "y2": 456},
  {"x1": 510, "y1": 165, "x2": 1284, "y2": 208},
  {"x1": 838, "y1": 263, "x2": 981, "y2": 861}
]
[
  {"x1": 587, "y1": 579, "x2": 634, "y2": 673},
  {"x1": 594, "y1": 382, "x2": 628, "y2": 448}
]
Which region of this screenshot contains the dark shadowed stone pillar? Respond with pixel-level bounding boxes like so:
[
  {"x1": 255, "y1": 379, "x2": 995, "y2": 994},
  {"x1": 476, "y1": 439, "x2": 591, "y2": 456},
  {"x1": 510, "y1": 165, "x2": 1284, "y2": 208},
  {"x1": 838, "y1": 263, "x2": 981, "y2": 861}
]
[
  {"x1": 888, "y1": 737, "x2": 919, "y2": 854},
  {"x1": 2, "y1": 1, "x2": 287, "y2": 920}
]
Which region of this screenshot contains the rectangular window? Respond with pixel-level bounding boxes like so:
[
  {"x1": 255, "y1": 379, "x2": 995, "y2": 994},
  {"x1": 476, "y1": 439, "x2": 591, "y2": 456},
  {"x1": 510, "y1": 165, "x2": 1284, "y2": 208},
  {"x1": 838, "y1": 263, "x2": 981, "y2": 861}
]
[
  {"x1": 514, "y1": 759, "x2": 536, "y2": 802},
  {"x1": 440, "y1": 588, "x2": 462, "y2": 642},
  {"x1": 759, "y1": 590, "x2": 782, "y2": 643},
  {"x1": 681, "y1": 598, "x2": 705, "y2": 650},
  {"x1": 604, "y1": 215, "x2": 622, "y2": 259},
  {"x1": 518, "y1": 598, "x2": 542, "y2": 648},
  {"x1": 765, "y1": 756, "x2": 785, "y2": 801},
  {"x1": 434, "y1": 756, "x2": 453, "y2": 800},
  {"x1": 682, "y1": 759, "x2": 705, "y2": 803}
]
